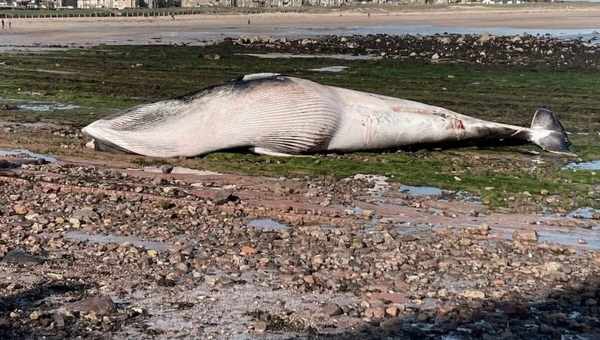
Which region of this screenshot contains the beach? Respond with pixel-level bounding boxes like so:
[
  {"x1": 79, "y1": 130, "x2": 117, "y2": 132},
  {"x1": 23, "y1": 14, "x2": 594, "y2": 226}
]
[{"x1": 0, "y1": 4, "x2": 599, "y2": 47}]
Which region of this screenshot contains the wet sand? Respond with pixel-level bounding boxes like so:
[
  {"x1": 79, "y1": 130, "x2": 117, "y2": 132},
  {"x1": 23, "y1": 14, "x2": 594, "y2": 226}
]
[{"x1": 0, "y1": 4, "x2": 599, "y2": 47}]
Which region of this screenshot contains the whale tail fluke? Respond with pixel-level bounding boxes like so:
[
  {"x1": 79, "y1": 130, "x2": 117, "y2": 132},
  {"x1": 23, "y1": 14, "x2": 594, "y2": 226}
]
[{"x1": 528, "y1": 108, "x2": 573, "y2": 155}]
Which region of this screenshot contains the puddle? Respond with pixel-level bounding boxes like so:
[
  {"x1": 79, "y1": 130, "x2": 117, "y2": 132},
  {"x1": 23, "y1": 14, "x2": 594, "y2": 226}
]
[
  {"x1": 352, "y1": 174, "x2": 389, "y2": 198},
  {"x1": 567, "y1": 207, "x2": 600, "y2": 220},
  {"x1": 537, "y1": 229, "x2": 600, "y2": 250},
  {"x1": 240, "y1": 53, "x2": 381, "y2": 60},
  {"x1": 309, "y1": 66, "x2": 348, "y2": 73},
  {"x1": 17, "y1": 102, "x2": 80, "y2": 112},
  {"x1": 1, "y1": 98, "x2": 80, "y2": 112},
  {"x1": 64, "y1": 231, "x2": 169, "y2": 251},
  {"x1": 0, "y1": 148, "x2": 57, "y2": 163},
  {"x1": 399, "y1": 185, "x2": 443, "y2": 197},
  {"x1": 141, "y1": 166, "x2": 221, "y2": 176},
  {"x1": 563, "y1": 160, "x2": 600, "y2": 171},
  {"x1": 246, "y1": 218, "x2": 289, "y2": 231}
]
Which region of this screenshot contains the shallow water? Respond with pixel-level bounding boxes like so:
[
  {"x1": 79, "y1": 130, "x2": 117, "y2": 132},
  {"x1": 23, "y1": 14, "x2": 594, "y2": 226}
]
[
  {"x1": 0, "y1": 148, "x2": 57, "y2": 163},
  {"x1": 1, "y1": 98, "x2": 80, "y2": 112},
  {"x1": 142, "y1": 166, "x2": 221, "y2": 176},
  {"x1": 309, "y1": 65, "x2": 349, "y2": 72},
  {"x1": 567, "y1": 207, "x2": 600, "y2": 219},
  {"x1": 18, "y1": 102, "x2": 80, "y2": 112},
  {"x1": 240, "y1": 53, "x2": 381, "y2": 60},
  {"x1": 399, "y1": 185, "x2": 443, "y2": 197},
  {"x1": 64, "y1": 230, "x2": 169, "y2": 251},
  {"x1": 246, "y1": 218, "x2": 289, "y2": 231},
  {"x1": 563, "y1": 160, "x2": 600, "y2": 171},
  {"x1": 537, "y1": 229, "x2": 600, "y2": 250}
]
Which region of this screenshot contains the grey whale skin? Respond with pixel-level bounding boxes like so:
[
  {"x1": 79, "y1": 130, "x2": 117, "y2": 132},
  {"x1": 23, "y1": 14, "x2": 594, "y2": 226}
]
[{"x1": 82, "y1": 73, "x2": 571, "y2": 157}]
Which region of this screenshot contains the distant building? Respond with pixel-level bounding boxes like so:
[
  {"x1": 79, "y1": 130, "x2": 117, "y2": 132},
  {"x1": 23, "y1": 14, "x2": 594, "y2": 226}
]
[
  {"x1": 77, "y1": 0, "x2": 136, "y2": 8},
  {"x1": 180, "y1": 0, "x2": 209, "y2": 6}
]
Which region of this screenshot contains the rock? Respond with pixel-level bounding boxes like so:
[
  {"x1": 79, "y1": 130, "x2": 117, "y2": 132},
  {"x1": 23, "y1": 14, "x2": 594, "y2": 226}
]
[
  {"x1": 29, "y1": 311, "x2": 41, "y2": 320},
  {"x1": 0, "y1": 104, "x2": 18, "y2": 111},
  {"x1": 321, "y1": 303, "x2": 343, "y2": 316},
  {"x1": 52, "y1": 313, "x2": 65, "y2": 328},
  {"x1": 431, "y1": 53, "x2": 440, "y2": 61},
  {"x1": 364, "y1": 307, "x2": 386, "y2": 319},
  {"x1": 13, "y1": 204, "x2": 28, "y2": 215},
  {"x1": 71, "y1": 207, "x2": 99, "y2": 222},
  {"x1": 240, "y1": 245, "x2": 257, "y2": 256},
  {"x1": 160, "y1": 164, "x2": 174, "y2": 174},
  {"x1": 69, "y1": 218, "x2": 81, "y2": 228},
  {"x1": 462, "y1": 290, "x2": 486, "y2": 299},
  {"x1": 213, "y1": 191, "x2": 240, "y2": 205},
  {"x1": 2, "y1": 248, "x2": 44, "y2": 265},
  {"x1": 252, "y1": 320, "x2": 268, "y2": 333},
  {"x1": 68, "y1": 295, "x2": 116, "y2": 315},
  {"x1": 385, "y1": 305, "x2": 399, "y2": 317},
  {"x1": 543, "y1": 261, "x2": 562, "y2": 274},
  {"x1": 176, "y1": 262, "x2": 190, "y2": 273},
  {"x1": 369, "y1": 292, "x2": 408, "y2": 304},
  {"x1": 479, "y1": 33, "x2": 493, "y2": 43},
  {"x1": 513, "y1": 230, "x2": 538, "y2": 243}
]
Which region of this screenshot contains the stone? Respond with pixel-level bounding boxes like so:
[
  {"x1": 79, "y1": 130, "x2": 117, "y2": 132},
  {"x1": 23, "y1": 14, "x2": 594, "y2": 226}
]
[
  {"x1": 253, "y1": 320, "x2": 267, "y2": 333},
  {"x1": 176, "y1": 262, "x2": 190, "y2": 273},
  {"x1": 240, "y1": 245, "x2": 257, "y2": 256},
  {"x1": 53, "y1": 313, "x2": 65, "y2": 328},
  {"x1": 13, "y1": 204, "x2": 28, "y2": 215},
  {"x1": 213, "y1": 191, "x2": 240, "y2": 205},
  {"x1": 160, "y1": 164, "x2": 174, "y2": 174},
  {"x1": 321, "y1": 303, "x2": 343, "y2": 316},
  {"x1": 69, "y1": 218, "x2": 81, "y2": 228},
  {"x1": 369, "y1": 292, "x2": 408, "y2": 304},
  {"x1": 543, "y1": 261, "x2": 562, "y2": 274},
  {"x1": 68, "y1": 295, "x2": 116, "y2": 315},
  {"x1": 513, "y1": 230, "x2": 538, "y2": 243},
  {"x1": 71, "y1": 207, "x2": 99, "y2": 222},
  {"x1": 385, "y1": 305, "x2": 399, "y2": 317},
  {"x1": 2, "y1": 248, "x2": 44, "y2": 265},
  {"x1": 462, "y1": 290, "x2": 485, "y2": 299},
  {"x1": 364, "y1": 307, "x2": 386, "y2": 319}
]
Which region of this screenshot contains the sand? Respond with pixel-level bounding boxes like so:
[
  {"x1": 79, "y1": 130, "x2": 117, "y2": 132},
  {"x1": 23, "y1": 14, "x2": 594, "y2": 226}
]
[{"x1": 0, "y1": 4, "x2": 599, "y2": 47}]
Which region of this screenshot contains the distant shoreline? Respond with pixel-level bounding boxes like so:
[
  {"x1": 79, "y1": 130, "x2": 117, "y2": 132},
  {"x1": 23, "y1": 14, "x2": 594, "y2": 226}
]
[{"x1": 0, "y1": 4, "x2": 599, "y2": 48}]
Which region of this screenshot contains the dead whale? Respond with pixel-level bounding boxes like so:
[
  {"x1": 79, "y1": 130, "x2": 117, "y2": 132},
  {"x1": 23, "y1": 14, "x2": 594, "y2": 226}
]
[{"x1": 82, "y1": 73, "x2": 571, "y2": 157}]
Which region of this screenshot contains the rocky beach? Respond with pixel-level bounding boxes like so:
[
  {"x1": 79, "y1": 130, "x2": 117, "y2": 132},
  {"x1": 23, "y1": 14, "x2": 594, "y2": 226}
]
[{"x1": 1, "y1": 4, "x2": 600, "y2": 339}]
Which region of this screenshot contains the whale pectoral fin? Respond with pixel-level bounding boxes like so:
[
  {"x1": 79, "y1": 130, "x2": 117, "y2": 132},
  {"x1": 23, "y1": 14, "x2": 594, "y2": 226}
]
[{"x1": 250, "y1": 147, "x2": 298, "y2": 157}]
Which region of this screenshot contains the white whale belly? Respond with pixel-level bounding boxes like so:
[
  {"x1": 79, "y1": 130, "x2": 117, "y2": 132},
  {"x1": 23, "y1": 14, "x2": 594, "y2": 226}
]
[{"x1": 327, "y1": 86, "x2": 473, "y2": 151}]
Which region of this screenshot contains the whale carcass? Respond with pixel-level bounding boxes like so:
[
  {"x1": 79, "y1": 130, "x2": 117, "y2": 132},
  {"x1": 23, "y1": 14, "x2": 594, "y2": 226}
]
[{"x1": 82, "y1": 73, "x2": 571, "y2": 157}]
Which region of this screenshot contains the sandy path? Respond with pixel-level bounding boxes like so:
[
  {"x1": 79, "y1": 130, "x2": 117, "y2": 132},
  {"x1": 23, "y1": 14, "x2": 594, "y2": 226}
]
[{"x1": 0, "y1": 4, "x2": 599, "y2": 47}]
